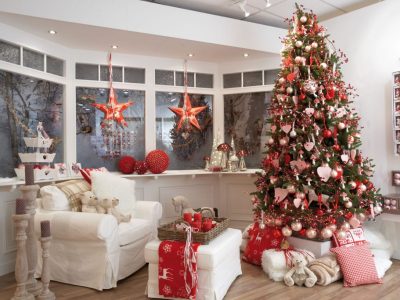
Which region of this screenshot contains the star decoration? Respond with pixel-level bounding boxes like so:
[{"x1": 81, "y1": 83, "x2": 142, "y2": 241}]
[
  {"x1": 168, "y1": 92, "x2": 207, "y2": 131},
  {"x1": 92, "y1": 86, "x2": 133, "y2": 127}
]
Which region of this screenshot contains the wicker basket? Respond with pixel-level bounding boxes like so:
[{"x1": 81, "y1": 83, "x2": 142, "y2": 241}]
[{"x1": 158, "y1": 217, "x2": 229, "y2": 244}]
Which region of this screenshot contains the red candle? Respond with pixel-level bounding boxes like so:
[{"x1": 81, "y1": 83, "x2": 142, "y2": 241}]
[
  {"x1": 25, "y1": 164, "x2": 35, "y2": 185},
  {"x1": 194, "y1": 212, "x2": 202, "y2": 222},
  {"x1": 183, "y1": 212, "x2": 192, "y2": 223},
  {"x1": 15, "y1": 198, "x2": 26, "y2": 215},
  {"x1": 40, "y1": 220, "x2": 51, "y2": 238}
]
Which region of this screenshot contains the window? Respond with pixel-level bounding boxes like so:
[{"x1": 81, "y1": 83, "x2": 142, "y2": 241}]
[
  {"x1": 23, "y1": 48, "x2": 44, "y2": 71},
  {"x1": 243, "y1": 71, "x2": 263, "y2": 87},
  {"x1": 0, "y1": 70, "x2": 64, "y2": 177},
  {"x1": 100, "y1": 65, "x2": 123, "y2": 82},
  {"x1": 156, "y1": 91, "x2": 213, "y2": 169},
  {"x1": 76, "y1": 63, "x2": 99, "y2": 80},
  {"x1": 124, "y1": 67, "x2": 145, "y2": 84},
  {"x1": 175, "y1": 71, "x2": 194, "y2": 87},
  {"x1": 46, "y1": 55, "x2": 64, "y2": 76},
  {"x1": 76, "y1": 87, "x2": 145, "y2": 171},
  {"x1": 264, "y1": 69, "x2": 280, "y2": 85},
  {"x1": 224, "y1": 92, "x2": 272, "y2": 168},
  {"x1": 0, "y1": 40, "x2": 20, "y2": 65},
  {"x1": 196, "y1": 73, "x2": 213, "y2": 88},
  {"x1": 223, "y1": 73, "x2": 241, "y2": 88},
  {"x1": 155, "y1": 70, "x2": 174, "y2": 85}
]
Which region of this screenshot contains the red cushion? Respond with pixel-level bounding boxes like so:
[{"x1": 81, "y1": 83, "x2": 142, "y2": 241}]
[
  {"x1": 79, "y1": 167, "x2": 107, "y2": 184},
  {"x1": 242, "y1": 223, "x2": 283, "y2": 265},
  {"x1": 330, "y1": 244, "x2": 382, "y2": 287}
]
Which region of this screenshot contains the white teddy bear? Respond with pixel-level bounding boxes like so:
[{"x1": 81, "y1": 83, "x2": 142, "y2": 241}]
[{"x1": 283, "y1": 253, "x2": 317, "y2": 288}]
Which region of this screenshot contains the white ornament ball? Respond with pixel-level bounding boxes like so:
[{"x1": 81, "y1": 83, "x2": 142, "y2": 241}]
[
  {"x1": 306, "y1": 228, "x2": 317, "y2": 239},
  {"x1": 341, "y1": 222, "x2": 350, "y2": 231},
  {"x1": 374, "y1": 205, "x2": 383, "y2": 214},
  {"x1": 328, "y1": 224, "x2": 337, "y2": 232},
  {"x1": 391, "y1": 199, "x2": 397, "y2": 206},
  {"x1": 282, "y1": 226, "x2": 293, "y2": 237},
  {"x1": 348, "y1": 113, "x2": 354, "y2": 120},
  {"x1": 268, "y1": 137, "x2": 274, "y2": 145},
  {"x1": 321, "y1": 227, "x2": 333, "y2": 239},
  {"x1": 289, "y1": 130, "x2": 297, "y2": 138},
  {"x1": 359, "y1": 184, "x2": 367, "y2": 192},
  {"x1": 295, "y1": 56, "x2": 303, "y2": 64},
  {"x1": 349, "y1": 181, "x2": 357, "y2": 189},
  {"x1": 338, "y1": 122, "x2": 346, "y2": 130},
  {"x1": 278, "y1": 77, "x2": 286, "y2": 84},
  {"x1": 286, "y1": 87, "x2": 294, "y2": 94},
  {"x1": 305, "y1": 45, "x2": 311, "y2": 52},
  {"x1": 320, "y1": 62, "x2": 328, "y2": 69},
  {"x1": 259, "y1": 223, "x2": 266, "y2": 230},
  {"x1": 291, "y1": 221, "x2": 302, "y2": 232},
  {"x1": 287, "y1": 185, "x2": 296, "y2": 194},
  {"x1": 384, "y1": 199, "x2": 391, "y2": 205},
  {"x1": 336, "y1": 230, "x2": 346, "y2": 240},
  {"x1": 295, "y1": 40, "x2": 303, "y2": 48},
  {"x1": 279, "y1": 138, "x2": 288, "y2": 146},
  {"x1": 344, "y1": 201, "x2": 353, "y2": 208},
  {"x1": 300, "y1": 16, "x2": 307, "y2": 23},
  {"x1": 311, "y1": 42, "x2": 318, "y2": 48}
]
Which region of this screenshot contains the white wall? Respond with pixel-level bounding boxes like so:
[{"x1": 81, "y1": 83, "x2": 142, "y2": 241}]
[{"x1": 323, "y1": 0, "x2": 400, "y2": 194}]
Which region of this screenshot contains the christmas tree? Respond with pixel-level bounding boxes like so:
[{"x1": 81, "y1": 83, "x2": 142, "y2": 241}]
[{"x1": 251, "y1": 5, "x2": 382, "y2": 241}]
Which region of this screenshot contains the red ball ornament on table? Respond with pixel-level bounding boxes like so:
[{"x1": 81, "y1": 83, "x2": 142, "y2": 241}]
[
  {"x1": 134, "y1": 160, "x2": 148, "y2": 175},
  {"x1": 145, "y1": 150, "x2": 169, "y2": 174},
  {"x1": 118, "y1": 156, "x2": 136, "y2": 174}
]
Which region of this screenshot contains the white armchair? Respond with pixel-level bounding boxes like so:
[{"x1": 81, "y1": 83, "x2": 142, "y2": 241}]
[{"x1": 34, "y1": 199, "x2": 162, "y2": 290}]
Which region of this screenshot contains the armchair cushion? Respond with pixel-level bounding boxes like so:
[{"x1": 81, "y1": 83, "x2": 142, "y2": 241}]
[
  {"x1": 91, "y1": 172, "x2": 136, "y2": 213},
  {"x1": 40, "y1": 185, "x2": 70, "y2": 211},
  {"x1": 118, "y1": 218, "x2": 152, "y2": 246},
  {"x1": 55, "y1": 179, "x2": 90, "y2": 211}
]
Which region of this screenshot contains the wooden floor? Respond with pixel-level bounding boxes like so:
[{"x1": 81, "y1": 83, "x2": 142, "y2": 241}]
[{"x1": 1, "y1": 260, "x2": 400, "y2": 300}]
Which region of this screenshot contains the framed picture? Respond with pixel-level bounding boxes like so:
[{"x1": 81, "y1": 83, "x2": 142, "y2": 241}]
[
  {"x1": 395, "y1": 102, "x2": 400, "y2": 114},
  {"x1": 68, "y1": 162, "x2": 81, "y2": 177},
  {"x1": 395, "y1": 87, "x2": 400, "y2": 99},
  {"x1": 54, "y1": 163, "x2": 68, "y2": 178},
  {"x1": 394, "y1": 72, "x2": 400, "y2": 85},
  {"x1": 395, "y1": 116, "x2": 400, "y2": 128}
]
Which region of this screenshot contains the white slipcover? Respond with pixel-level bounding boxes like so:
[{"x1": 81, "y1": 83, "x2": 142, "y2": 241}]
[
  {"x1": 145, "y1": 228, "x2": 242, "y2": 300},
  {"x1": 34, "y1": 199, "x2": 162, "y2": 290}
]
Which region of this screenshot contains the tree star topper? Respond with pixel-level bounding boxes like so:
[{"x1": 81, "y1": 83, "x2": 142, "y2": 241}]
[
  {"x1": 169, "y1": 92, "x2": 207, "y2": 131},
  {"x1": 91, "y1": 53, "x2": 133, "y2": 127}
]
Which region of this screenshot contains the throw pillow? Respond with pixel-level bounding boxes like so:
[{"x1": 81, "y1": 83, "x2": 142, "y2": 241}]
[
  {"x1": 79, "y1": 167, "x2": 108, "y2": 184},
  {"x1": 40, "y1": 185, "x2": 70, "y2": 211},
  {"x1": 55, "y1": 179, "x2": 91, "y2": 212},
  {"x1": 242, "y1": 223, "x2": 283, "y2": 265},
  {"x1": 330, "y1": 244, "x2": 382, "y2": 287},
  {"x1": 91, "y1": 172, "x2": 136, "y2": 213},
  {"x1": 332, "y1": 227, "x2": 366, "y2": 247}
]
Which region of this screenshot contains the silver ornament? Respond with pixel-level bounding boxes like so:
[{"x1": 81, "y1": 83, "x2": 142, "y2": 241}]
[
  {"x1": 311, "y1": 42, "x2": 318, "y2": 48},
  {"x1": 291, "y1": 221, "x2": 302, "y2": 232},
  {"x1": 305, "y1": 45, "x2": 311, "y2": 52},
  {"x1": 300, "y1": 16, "x2": 307, "y2": 23},
  {"x1": 303, "y1": 79, "x2": 318, "y2": 94},
  {"x1": 268, "y1": 137, "x2": 274, "y2": 145},
  {"x1": 320, "y1": 62, "x2": 328, "y2": 69},
  {"x1": 321, "y1": 227, "x2": 333, "y2": 239},
  {"x1": 341, "y1": 222, "x2": 350, "y2": 231},
  {"x1": 278, "y1": 77, "x2": 286, "y2": 84},
  {"x1": 259, "y1": 223, "x2": 266, "y2": 230},
  {"x1": 289, "y1": 130, "x2": 297, "y2": 138},
  {"x1": 306, "y1": 228, "x2": 317, "y2": 239},
  {"x1": 336, "y1": 230, "x2": 346, "y2": 240},
  {"x1": 338, "y1": 122, "x2": 346, "y2": 130},
  {"x1": 279, "y1": 138, "x2": 288, "y2": 146},
  {"x1": 282, "y1": 226, "x2": 292, "y2": 237},
  {"x1": 295, "y1": 40, "x2": 303, "y2": 48},
  {"x1": 286, "y1": 87, "x2": 294, "y2": 94},
  {"x1": 344, "y1": 201, "x2": 353, "y2": 208}
]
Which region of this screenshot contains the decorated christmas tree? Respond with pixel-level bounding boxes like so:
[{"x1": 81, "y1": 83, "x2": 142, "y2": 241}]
[{"x1": 251, "y1": 5, "x2": 382, "y2": 241}]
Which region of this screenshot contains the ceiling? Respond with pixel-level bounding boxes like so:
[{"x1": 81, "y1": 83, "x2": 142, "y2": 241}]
[
  {"x1": 143, "y1": 0, "x2": 383, "y2": 28},
  {"x1": 0, "y1": 12, "x2": 277, "y2": 63}
]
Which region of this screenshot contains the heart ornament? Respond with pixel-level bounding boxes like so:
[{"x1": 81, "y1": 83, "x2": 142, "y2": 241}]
[
  {"x1": 317, "y1": 166, "x2": 332, "y2": 182},
  {"x1": 290, "y1": 159, "x2": 308, "y2": 173},
  {"x1": 304, "y1": 107, "x2": 315, "y2": 116},
  {"x1": 275, "y1": 188, "x2": 288, "y2": 203},
  {"x1": 341, "y1": 154, "x2": 349, "y2": 163},
  {"x1": 304, "y1": 142, "x2": 314, "y2": 151},
  {"x1": 281, "y1": 124, "x2": 292, "y2": 134},
  {"x1": 293, "y1": 198, "x2": 302, "y2": 208}
]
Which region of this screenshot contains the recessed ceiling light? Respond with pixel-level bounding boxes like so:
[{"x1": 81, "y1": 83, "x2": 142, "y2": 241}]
[
  {"x1": 111, "y1": 45, "x2": 118, "y2": 49},
  {"x1": 188, "y1": 53, "x2": 194, "y2": 57},
  {"x1": 48, "y1": 30, "x2": 57, "y2": 35},
  {"x1": 244, "y1": 53, "x2": 249, "y2": 58},
  {"x1": 265, "y1": 0, "x2": 272, "y2": 8}
]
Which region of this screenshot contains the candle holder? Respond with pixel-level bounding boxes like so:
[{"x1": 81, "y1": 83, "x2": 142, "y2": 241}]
[
  {"x1": 12, "y1": 213, "x2": 35, "y2": 300},
  {"x1": 19, "y1": 184, "x2": 42, "y2": 296},
  {"x1": 37, "y1": 236, "x2": 55, "y2": 300}
]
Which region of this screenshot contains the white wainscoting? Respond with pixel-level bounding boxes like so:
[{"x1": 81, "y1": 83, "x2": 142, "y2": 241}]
[{"x1": 0, "y1": 172, "x2": 257, "y2": 275}]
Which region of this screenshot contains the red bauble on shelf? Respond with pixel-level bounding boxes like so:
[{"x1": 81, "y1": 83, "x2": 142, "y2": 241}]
[
  {"x1": 145, "y1": 150, "x2": 170, "y2": 174},
  {"x1": 118, "y1": 156, "x2": 136, "y2": 174},
  {"x1": 134, "y1": 161, "x2": 148, "y2": 175}
]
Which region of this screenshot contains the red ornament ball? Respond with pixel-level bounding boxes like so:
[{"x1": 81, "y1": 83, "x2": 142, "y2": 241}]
[
  {"x1": 134, "y1": 161, "x2": 148, "y2": 175},
  {"x1": 145, "y1": 150, "x2": 170, "y2": 174},
  {"x1": 316, "y1": 209, "x2": 324, "y2": 216},
  {"x1": 332, "y1": 144, "x2": 341, "y2": 152},
  {"x1": 323, "y1": 129, "x2": 332, "y2": 138},
  {"x1": 299, "y1": 228, "x2": 307, "y2": 236},
  {"x1": 345, "y1": 211, "x2": 353, "y2": 220},
  {"x1": 118, "y1": 156, "x2": 136, "y2": 174}
]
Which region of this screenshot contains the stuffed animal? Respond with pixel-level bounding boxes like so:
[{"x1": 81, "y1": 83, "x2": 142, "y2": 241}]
[
  {"x1": 79, "y1": 191, "x2": 98, "y2": 213},
  {"x1": 283, "y1": 253, "x2": 317, "y2": 288},
  {"x1": 98, "y1": 198, "x2": 131, "y2": 223}
]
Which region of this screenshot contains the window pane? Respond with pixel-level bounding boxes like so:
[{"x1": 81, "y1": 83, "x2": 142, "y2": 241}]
[
  {"x1": 196, "y1": 73, "x2": 213, "y2": 88},
  {"x1": 76, "y1": 63, "x2": 98, "y2": 80},
  {"x1": 100, "y1": 65, "x2": 122, "y2": 82},
  {"x1": 223, "y1": 73, "x2": 241, "y2": 88},
  {"x1": 243, "y1": 71, "x2": 263, "y2": 87},
  {"x1": 124, "y1": 67, "x2": 145, "y2": 83},
  {"x1": 156, "y1": 91, "x2": 213, "y2": 169},
  {"x1": 224, "y1": 92, "x2": 272, "y2": 168},
  {"x1": 155, "y1": 70, "x2": 174, "y2": 85},
  {"x1": 0, "y1": 70, "x2": 64, "y2": 177},
  {"x1": 46, "y1": 55, "x2": 64, "y2": 76},
  {"x1": 175, "y1": 71, "x2": 194, "y2": 87},
  {"x1": 23, "y1": 48, "x2": 44, "y2": 71},
  {"x1": 264, "y1": 69, "x2": 280, "y2": 85},
  {"x1": 76, "y1": 87, "x2": 145, "y2": 171},
  {"x1": 0, "y1": 40, "x2": 20, "y2": 65}
]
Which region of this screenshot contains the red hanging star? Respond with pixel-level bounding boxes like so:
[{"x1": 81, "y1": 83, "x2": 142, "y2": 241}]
[
  {"x1": 92, "y1": 86, "x2": 133, "y2": 127},
  {"x1": 168, "y1": 92, "x2": 207, "y2": 131}
]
